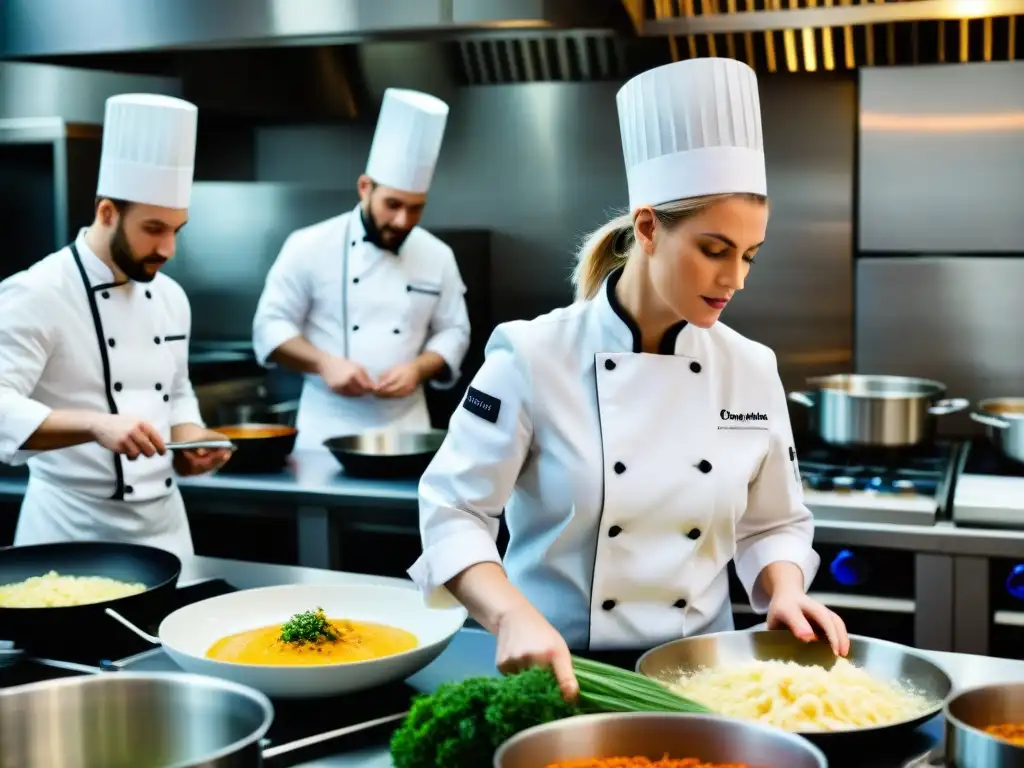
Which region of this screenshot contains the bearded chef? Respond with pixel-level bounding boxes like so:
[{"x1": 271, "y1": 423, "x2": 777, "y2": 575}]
[
  {"x1": 252, "y1": 88, "x2": 471, "y2": 450},
  {"x1": 409, "y1": 58, "x2": 850, "y2": 700},
  {"x1": 0, "y1": 93, "x2": 231, "y2": 557}
]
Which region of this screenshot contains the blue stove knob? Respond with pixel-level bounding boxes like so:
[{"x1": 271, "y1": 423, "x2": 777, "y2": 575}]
[
  {"x1": 830, "y1": 549, "x2": 867, "y2": 587},
  {"x1": 1005, "y1": 564, "x2": 1024, "y2": 600}
]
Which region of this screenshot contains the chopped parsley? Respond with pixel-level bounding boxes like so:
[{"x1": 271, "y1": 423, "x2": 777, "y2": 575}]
[{"x1": 279, "y1": 607, "x2": 338, "y2": 644}]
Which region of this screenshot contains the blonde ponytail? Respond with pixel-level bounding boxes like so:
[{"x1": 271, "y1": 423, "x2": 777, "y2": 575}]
[
  {"x1": 571, "y1": 212, "x2": 634, "y2": 301},
  {"x1": 571, "y1": 193, "x2": 769, "y2": 302}
]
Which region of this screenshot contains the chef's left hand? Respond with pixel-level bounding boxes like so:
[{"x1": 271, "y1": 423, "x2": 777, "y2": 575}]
[
  {"x1": 767, "y1": 589, "x2": 850, "y2": 657},
  {"x1": 170, "y1": 425, "x2": 233, "y2": 476},
  {"x1": 375, "y1": 362, "x2": 421, "y2": 398}
]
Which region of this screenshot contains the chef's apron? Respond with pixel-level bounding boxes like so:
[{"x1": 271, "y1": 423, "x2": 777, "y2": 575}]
[
  {"x1": 14, "y1": 476, "x2": 194, "y2": 557},
  {"x1": 293, "y1": 215, "x2": 433, "y2": 450}
]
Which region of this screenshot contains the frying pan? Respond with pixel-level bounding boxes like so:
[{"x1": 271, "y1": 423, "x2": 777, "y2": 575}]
[
  {"x1": 0, "y1": 542, "x2": 181, "y2": 655},
  {"x1": 105, "y1": 582, "x2": 467, "y2": 698},
  {"x1": 323, "y1": 429, "x2": 446, "y2": 478},
  {"x1": 210, "y1": 424, "x2": 297, "y2": 474},
  {"x1": 637, "y1": 630, "x2": 952, "y2": 747}
]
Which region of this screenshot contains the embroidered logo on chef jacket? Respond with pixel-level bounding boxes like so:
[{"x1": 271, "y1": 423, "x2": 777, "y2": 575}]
[
  {"x1": 462, "y1": 387, "x2": 501, "y2": 423},
  {"x1": 717, "y1": 409, "x2": 768, "y2": 430}
]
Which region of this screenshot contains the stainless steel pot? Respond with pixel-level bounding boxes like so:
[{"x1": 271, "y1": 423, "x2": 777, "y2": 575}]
[
  {"x1": 970, "y1": 398, "x2": 1024, "y2": 465},
  {"x1": 0, "y1": 672, "x2": 273, "y2": 768},
  {"x1": 788, "y1": 374, "x2": 969, "y2": 448},
  {"x1": 493, "y1": 711, "x2": 827, "y2": 767},
  {"x1": 945, "y1": 682, "x2": 1024, "y2": 767}
]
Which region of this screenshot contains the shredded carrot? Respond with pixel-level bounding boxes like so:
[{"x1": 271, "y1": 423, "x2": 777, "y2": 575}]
[
  {"x1": 985, "y1": 723, "x2": 1024, "y2": 745},
  {"x1": 545, "y1": 761, "x2": 745, "y2": 768}
]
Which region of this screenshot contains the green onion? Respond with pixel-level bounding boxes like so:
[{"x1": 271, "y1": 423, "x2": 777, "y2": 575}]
[{"x1": 571, "y1": 655, "x2": 711, "y2": 714}]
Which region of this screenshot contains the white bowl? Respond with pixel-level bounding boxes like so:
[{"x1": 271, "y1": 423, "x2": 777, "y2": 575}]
[{"x1": 157, "y1": 583, "x2": 467, "y2": 698}]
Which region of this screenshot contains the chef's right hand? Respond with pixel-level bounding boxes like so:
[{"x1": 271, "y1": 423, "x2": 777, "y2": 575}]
[
  {"x1": 318, "y1": 355, "x2": 375, "y2": 397},
  {"x1": 495, "y1": 602, "x2": 578, "y2": 702},
  {"x1": 91, "y1": 415, "x2": 166, "y2": 459}
]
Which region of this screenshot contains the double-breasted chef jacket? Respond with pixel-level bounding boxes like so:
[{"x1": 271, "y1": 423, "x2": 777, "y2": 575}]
[
  {"x1": 252, "y1": 205, "x2": 471, "y2": 450},
  {"x1": 0, "y1": 230, "x2": 203, "y2": 556},
  {"x1": 410, "y1": 266, "x2": 821, "y2": 651}
]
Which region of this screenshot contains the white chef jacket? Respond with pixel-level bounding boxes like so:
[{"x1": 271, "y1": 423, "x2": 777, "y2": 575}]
[
  {"x1": 410, "y1": 267, "x2": 820, "y2": 651},
  {"x1": 252, "y1": 206, "x2": 471, "y2": 450},
  {"x1": 0, "y1": 230, "x2": 204, "y2": 557}
]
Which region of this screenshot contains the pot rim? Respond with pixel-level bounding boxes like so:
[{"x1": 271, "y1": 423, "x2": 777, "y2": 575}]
[
  {"x1": 943, "y1": 681, "x2": 1024, "y2": 752},
  {"x1": 491, "y1": 711, "x2": 829, "y2": 767},
  {"x1": 807, "y1": 373, "x2": 948, "y2": 399},
  {"x1": 977, "y1": 398, "x2": 1024, "y2": 421}
]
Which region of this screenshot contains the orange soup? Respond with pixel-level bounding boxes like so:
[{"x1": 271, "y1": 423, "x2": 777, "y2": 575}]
[{"x1": 206, "y1": 607, "x2": 418, "y2": 666}]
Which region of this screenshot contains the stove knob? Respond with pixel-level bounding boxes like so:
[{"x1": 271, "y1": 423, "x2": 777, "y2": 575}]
[
  {"x1": 830, "y1": 549, "x2": 868, "y2": 587},
  {"x1": 1005, "y1": 564, "x2": 1024, "y2": 601}
]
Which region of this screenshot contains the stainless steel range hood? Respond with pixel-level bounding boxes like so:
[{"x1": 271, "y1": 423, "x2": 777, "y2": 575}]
[{"x1": 0, "y1": 0, "x2": 629, "y2": 59}]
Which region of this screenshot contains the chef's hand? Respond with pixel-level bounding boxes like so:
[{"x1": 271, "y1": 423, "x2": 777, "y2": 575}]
[
  {"x1": 495, "y1": 602, "x2": 579, "y2": 703},
  {"x1": 170, "y1": 424, "x2": 233, "y2": 476},
  {"x1": 767, "y1": 589, "x2": 850, "y2": 657},
  {"x1": 92, "y1": 414, "x2": 166, "y2": 459},
  {"x1": 318, "y1": 355, "x2": 375, "y2": 397},
  {"x1": 375, "y1": 362, "x2": 421, "y2": 399}
]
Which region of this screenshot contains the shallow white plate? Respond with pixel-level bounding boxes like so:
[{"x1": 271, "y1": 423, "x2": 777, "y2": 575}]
[{"x1": 156, "y1": 582, "x2": 467, "y2": 699}]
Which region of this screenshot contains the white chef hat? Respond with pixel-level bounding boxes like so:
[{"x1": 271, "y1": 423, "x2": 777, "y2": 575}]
[
  {"x1": 96, "y1": 93, "x2": 198, "y2": 210},
  {"x1": 365, "y1": 88, "x2": 449, "y2": 194},
  {"x1": 616, "y1": 57, "x2": 766, "y2": 210}
]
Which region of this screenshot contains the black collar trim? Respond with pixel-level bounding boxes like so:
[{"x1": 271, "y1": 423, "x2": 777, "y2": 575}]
[{"x1": 605, "y1": 266, "x2": 688, "y2": 355}]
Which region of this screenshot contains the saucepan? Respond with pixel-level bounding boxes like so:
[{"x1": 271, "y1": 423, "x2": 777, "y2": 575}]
[
  {"x1": 941, "y1": 681, "x2": 1024, "y2": 768},
  {"x1": 105, "y1": 581, "x2": 467, "y2": 699},
  {"x1": 323, "y1": 429, "x2": 446, "y2": 478},
  {"x1": 0, "y1": 671, "x2": 273, "y2": 768},
  {"x1": 206, "y1": 424, "x2": 298, "y2": 474},
  {"x1": 970, "y1": 398, "x2": 1024, "y2": 466},
  {"x1": 0, "y1": 542, "x2": 181, "y2": 657},
  {"x1": 788, "y1": 374, "x2": 969, "y2": 448},
  {"x1": 636, "y1": 630, "x2": 952, "y2": 746},
  {"x1": 494, "y1": 711, "x2": 828, "y2": 767}
]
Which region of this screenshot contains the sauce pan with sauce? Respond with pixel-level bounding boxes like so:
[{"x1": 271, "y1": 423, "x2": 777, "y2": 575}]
[{"x1": 210, "y1": 423, "x2": 298, "y2": 474}]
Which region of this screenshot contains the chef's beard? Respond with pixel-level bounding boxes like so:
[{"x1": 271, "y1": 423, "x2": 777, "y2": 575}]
[
  {"x1": 110, "y1": 219, "x2": 167, "y2": 283},
  {"x1": 360, "y1": 206, "x2": 412, "y2": 254}
]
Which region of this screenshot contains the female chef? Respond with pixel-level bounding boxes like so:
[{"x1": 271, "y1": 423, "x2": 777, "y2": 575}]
[{"x1": 409, "y1": 57, "x2": 849, "y2": 700}]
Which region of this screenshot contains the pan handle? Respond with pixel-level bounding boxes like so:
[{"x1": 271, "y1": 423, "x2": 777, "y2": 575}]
[
  {"x1": 928, "y1": 397, "x2": 969, "y2": 416},
  {"x1": 787, "y1": 391, "x2": 814, "y2": 408},
  {"x1": 105, "y1": 608, "x2": 161, "y2": 646},
  {"x1": 970, "y1": 411, "x2": 1012, "y2": 430}
]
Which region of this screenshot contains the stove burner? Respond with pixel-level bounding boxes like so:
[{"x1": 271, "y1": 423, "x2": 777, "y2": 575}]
[{"x1": 795, "y1": 434, "x2": 955, "y2": 498}]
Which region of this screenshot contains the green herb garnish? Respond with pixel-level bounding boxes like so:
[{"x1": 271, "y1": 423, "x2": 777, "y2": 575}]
[{"x1": 278, "y1": 606, "x2": 338, "y2": 644}]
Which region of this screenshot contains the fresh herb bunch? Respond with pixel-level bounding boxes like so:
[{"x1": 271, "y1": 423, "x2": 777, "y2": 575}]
[
  {"x1": 278, "y1": 607, "x2": 338, "y2": 644},
  {"x1": 389, "y1": 656, "x2": 710, "y2": 768}
]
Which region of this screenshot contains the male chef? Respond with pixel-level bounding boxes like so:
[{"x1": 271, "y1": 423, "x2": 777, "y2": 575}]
[
  {"x1": 0, "y1": 93, "x2": 231, "y2": 557},
  {"x1": 252, "y1": 88, "x2": 471, "y2": 450}
]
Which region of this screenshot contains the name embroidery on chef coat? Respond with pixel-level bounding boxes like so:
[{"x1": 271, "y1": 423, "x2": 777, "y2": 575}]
[
  {"x1": 462, "y1": 387, "x2": 501, "y2": 424},
  {"x1": 717, "y1": 409, "x2": 769, "y2": 431}
]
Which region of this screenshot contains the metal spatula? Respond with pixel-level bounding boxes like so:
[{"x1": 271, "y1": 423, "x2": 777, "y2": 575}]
[{"x1": 165, "y1": 439, "x2": 236, "y2": 452}]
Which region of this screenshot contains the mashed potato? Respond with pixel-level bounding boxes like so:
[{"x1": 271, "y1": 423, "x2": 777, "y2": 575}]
[
  {"x1": 0, "y1": 570, "x2": 147, "y2": 607},
  {"x1": 667, "y1": 657, "x2": 936, "y2": 732}
]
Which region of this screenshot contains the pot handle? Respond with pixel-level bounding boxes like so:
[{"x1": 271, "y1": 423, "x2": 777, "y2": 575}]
[
  {"x1": 105, "y1": 608, "x2": 161, "y2": 646},
  {"x1": 970, "y1": 411, "x2": 1012, "y2": 430},
  {"x1": 928, "y1": 397, "x2": 969, "y2": 416},
  {"x1": 788, "y1": 391, "x2": 814, "y2": 408}
]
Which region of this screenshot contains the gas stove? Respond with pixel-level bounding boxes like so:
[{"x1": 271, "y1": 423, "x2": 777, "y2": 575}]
[
  {"x1": 952, "y1": 437, "x2": 1024, "y2": 528},
  {"x1": 796, "y1": 434, "x2": 961, "y2": 526},
  {"x1": 0, "y1": 578, "x2": 415, "y2": 767}
]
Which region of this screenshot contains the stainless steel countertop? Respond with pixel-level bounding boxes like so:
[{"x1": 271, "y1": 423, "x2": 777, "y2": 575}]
[
  {"x1": 3, "y1": 453, "x2": 1024, "y2": 559},
  {"x1": 170, "y1": 555, "x2": 1024, "y2": 768}
]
